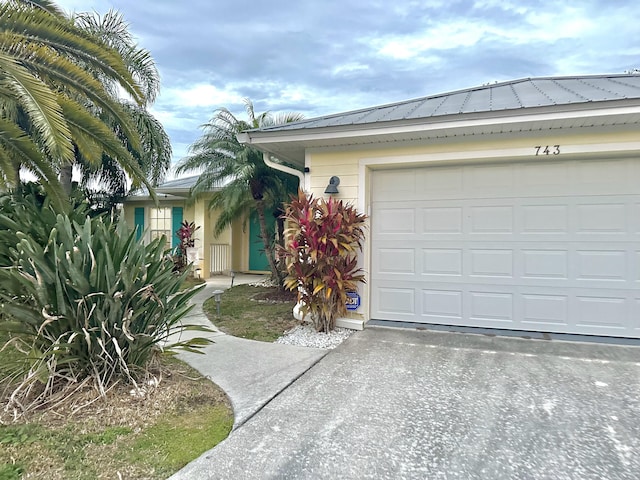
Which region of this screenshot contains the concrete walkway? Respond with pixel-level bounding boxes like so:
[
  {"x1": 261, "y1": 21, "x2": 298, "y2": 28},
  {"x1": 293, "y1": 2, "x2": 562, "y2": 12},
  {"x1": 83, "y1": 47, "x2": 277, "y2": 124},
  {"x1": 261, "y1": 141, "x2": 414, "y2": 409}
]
[
  {"x1": 173, "y1": 274, "x2": 328, "y2": 428},
  {"x1": 170, "y1": 326, "x2": 640, "y2": 480}
]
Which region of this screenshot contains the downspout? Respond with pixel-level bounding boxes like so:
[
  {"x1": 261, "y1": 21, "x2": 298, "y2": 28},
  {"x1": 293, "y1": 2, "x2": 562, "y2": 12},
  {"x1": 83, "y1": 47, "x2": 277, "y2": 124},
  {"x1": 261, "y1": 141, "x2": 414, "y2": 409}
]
[
  {"x1": 236, "y1": 131, "x2": 306, "y2": 191},
  {"x1": 261, "y1": 152, "x2": 306, "y2": 192}
]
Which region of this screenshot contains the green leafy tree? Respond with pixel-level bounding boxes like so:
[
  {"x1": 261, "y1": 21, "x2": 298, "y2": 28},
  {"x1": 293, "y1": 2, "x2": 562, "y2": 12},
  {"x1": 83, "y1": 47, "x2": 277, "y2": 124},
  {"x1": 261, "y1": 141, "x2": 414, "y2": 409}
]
[
  {"x1": 176, "y1": 98, "x2": 303, "y2": 287},
  {"x1": 0, "y1": 0, "x2": 156, "y2": 207}
]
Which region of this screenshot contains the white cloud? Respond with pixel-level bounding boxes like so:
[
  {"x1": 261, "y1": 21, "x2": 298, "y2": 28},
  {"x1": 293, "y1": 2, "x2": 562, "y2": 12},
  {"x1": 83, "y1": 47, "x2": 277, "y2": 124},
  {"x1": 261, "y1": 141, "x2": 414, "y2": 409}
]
[
  {"x1": 331, "y1": 62, "x2": 370, "y2": 76},
  {"x1": 373, "y1": 6, "x2": 597, "y2": 61},
  {"x1": 162, "y1": 83, "x2": 243, "y2": 108}
]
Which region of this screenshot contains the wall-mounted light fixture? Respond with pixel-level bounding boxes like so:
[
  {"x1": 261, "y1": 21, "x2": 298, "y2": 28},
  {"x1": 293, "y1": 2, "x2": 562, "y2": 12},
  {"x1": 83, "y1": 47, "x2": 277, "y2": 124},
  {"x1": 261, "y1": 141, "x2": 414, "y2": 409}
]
[{"x1": 324, "y1": 176, "x2": 340, "y2": 194}]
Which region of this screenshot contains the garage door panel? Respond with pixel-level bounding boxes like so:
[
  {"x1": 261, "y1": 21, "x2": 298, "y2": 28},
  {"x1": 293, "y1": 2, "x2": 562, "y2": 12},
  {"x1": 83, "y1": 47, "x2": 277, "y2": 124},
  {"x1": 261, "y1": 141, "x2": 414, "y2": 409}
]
[
  {"x1": 521, "y1": 162, "x2": 571, "y2": 190},
  {"x1": 521, "y1": 205, "x2": 568, "y2": 233},
  {"x1": 575, "y1": 295, "x2": 627, "y2": 331},
  {"x1": 468, "y1": 164, "x2": 515, "y2": 194},
  {"x1": 422, "y1": 289, "x2": 463, "y2": 319},
  {"x1": 372, "y1": 170, "x2": 418, "y2": 201},
  {"x1": 378, "y1": 248, "x2": 415, "y2": 274},
  {"x1": 469, "y1": 249, "x2": 514, "y2": 277},
  {"x1": 469, "y1": 291, "x2": 514, "y2": 322},
  {"x1": 423, "y1": 248, "x2": 463, "y2": 276},
  {"x1": 371, "y1": 160, "x2": 640, "y2": 338},
  {"x1": 576, "y1": 203, "x2": 627, "y2": 233},
  {"x1": 376, "y1": 287, "x2": 415, "y2": 316},
  {"x1": 576, "y1": 159, "x2": 630, "y2": 192},
  {"x1": 375, "y1": 208, "x2": 415, "y2": 234},
  {"x1": 422, "y1": 207, "x2": 463, "y2": 233},
  {"x1": 470, "y1": 206, "x2": 514, "y2": 233},
  {"x1": 522, "y1": 250, "x2": 568, "y2": 279},
  {"x1": 520, "y1": 293, "x2": 569, "y2": 326},
  {"x1": 421, "y1": 166, "x2": 463, "y2": 195},
  {"x1": 575, "y1": 250, "x2": 627, "y2": 281}
]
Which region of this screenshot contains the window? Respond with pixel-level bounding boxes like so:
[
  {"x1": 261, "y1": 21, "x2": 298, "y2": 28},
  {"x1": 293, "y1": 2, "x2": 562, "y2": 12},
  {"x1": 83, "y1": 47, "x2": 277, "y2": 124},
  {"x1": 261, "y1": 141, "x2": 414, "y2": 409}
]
[{"x1": 149, "y1": 207, "x2": 172, "y2": 242}]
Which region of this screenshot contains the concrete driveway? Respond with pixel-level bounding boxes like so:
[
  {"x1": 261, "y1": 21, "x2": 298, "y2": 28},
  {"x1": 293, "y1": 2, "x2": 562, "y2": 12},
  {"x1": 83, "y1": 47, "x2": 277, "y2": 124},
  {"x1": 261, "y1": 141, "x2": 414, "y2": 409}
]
[{"x1": 171, "y1": 327, "x2": 640, "y2": 480}]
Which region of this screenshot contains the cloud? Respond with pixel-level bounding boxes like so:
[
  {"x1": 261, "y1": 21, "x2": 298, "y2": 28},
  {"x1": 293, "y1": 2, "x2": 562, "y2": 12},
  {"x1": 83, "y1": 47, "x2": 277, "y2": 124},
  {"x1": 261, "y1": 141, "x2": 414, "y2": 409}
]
[{"x1": 162, "y1": 84, "x2": 243, "y2": 109}]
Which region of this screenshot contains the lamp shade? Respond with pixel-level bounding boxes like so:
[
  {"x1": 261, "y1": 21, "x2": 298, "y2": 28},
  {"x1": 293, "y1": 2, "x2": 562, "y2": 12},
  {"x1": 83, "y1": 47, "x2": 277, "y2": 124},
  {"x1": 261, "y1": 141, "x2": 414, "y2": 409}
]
[{"x1": 324, "y1": 176, "x2": 340, "y2": 194}]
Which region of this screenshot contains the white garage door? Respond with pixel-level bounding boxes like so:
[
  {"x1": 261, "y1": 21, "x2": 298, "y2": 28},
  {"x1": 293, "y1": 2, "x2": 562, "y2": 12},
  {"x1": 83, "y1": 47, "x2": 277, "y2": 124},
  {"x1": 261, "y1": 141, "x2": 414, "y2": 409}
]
[{"x1": 370, "y1": 158, "x2": 640, "y2": 338}]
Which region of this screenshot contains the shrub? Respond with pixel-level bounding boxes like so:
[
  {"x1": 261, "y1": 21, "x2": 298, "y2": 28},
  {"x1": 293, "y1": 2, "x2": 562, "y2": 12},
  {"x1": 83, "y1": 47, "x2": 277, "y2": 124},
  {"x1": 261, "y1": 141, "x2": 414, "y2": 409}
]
[
  {"x1": 0, "y1": 183, "x2": 90, "y2": 268},
  {"x1": 279, "y1": 190, "x2": 367, "y2": 333},
  {"x1": 173, "y1": 220, "x2": 200, "y2": 273},
  {"x1": 0, "y1": 192, "x2": 210, "y2": 416}
]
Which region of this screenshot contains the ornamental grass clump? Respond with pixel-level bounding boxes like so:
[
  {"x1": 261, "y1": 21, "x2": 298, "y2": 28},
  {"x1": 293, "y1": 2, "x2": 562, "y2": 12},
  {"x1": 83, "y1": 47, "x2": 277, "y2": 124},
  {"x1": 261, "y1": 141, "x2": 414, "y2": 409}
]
[
  {"x1": 279, "y1": 190, "x2": 367, "y2": 333},
  {"x1": 0, "y1": 191, "x2": 210, "y2": 417}
]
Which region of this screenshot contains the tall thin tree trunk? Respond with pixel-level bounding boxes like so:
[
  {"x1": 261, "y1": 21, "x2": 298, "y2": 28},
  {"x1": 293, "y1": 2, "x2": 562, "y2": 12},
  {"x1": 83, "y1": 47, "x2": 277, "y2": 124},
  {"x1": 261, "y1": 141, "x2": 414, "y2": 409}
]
[
  {"x1": 256, "y1": 200, "x2": 283, "y2": 289},
  {"x1": 60, "y1": 164, "x2": 73, "y2": 196}
]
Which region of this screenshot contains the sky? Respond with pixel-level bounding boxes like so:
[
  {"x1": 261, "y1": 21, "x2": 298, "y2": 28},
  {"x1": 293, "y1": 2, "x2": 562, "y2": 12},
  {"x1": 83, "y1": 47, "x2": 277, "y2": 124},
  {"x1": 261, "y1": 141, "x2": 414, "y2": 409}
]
[{"x1": 54, "y1": 0, "x2": 640, "y2": 175}]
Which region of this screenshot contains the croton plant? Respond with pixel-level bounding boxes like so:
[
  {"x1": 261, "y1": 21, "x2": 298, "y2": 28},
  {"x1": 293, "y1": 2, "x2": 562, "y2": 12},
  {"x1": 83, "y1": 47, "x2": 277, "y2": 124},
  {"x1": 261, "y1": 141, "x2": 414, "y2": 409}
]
[{"x1": 279, "y1": 190, "x2": 367, "y2": 333}]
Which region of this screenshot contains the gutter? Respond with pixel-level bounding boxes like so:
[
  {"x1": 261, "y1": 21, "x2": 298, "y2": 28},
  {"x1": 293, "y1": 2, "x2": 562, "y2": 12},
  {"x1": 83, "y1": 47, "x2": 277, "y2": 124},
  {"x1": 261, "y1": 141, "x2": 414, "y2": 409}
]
[
  {"x1": 238, "y1": 130, "x2": 306, "y2": 191},
  {"x1": 261, "y1": 153, "x2": 305, "y2": 191}
]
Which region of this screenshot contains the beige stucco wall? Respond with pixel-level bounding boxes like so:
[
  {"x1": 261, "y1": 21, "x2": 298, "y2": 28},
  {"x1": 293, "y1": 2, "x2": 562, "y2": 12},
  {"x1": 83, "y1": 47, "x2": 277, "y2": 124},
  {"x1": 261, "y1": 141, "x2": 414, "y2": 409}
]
[{"x1": 305, "y1": 126, "x2": 640, "y2": 323}]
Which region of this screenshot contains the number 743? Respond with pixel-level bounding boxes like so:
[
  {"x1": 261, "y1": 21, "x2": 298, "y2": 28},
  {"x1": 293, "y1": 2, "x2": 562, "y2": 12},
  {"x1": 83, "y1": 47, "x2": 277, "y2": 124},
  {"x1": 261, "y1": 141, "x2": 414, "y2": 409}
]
[{"x1": 534, "y1": 145, "x2": 560, "y2": 155}]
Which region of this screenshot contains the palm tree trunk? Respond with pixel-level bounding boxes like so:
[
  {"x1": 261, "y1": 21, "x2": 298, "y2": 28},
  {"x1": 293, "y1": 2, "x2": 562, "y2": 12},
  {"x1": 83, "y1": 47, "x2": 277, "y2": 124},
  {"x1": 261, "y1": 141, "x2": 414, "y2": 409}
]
[
  {"x1": 60, "y1": 164, "x2": 73, "y2": 196},
  {"x1": 256, "y1": 200, "x2": 283, "y2": 289}
]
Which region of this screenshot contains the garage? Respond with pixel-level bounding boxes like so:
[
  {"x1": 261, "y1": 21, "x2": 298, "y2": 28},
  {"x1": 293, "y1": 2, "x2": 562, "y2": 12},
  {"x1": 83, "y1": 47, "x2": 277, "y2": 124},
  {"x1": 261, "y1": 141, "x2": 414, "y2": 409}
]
[
  {"x1": 370, "y1": 158, "x2": 640, "y2": 338},
  {"x1": 239, "y1": 73, "x2": 640, "y2": 336}
]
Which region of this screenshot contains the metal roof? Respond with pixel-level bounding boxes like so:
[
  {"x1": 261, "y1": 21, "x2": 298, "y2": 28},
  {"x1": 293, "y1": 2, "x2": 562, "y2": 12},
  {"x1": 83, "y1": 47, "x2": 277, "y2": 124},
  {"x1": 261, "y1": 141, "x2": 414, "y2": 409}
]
[
  {"x1": 155, "y1": 175, "x2": 201, "y2": 190},
  {"x1": 254, "y1": 74, "x2": 640, "y2": 132},
  {"x1": 127, "y1": 174, "x2": 224, "y2": 201}
]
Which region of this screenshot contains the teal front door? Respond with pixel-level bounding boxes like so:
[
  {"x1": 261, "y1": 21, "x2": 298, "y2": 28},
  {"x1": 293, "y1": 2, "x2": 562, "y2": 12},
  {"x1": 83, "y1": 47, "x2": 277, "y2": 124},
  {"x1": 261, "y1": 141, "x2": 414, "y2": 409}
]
[{"x1": 249, "y1": 212, "x2": 275, "y2": 271}]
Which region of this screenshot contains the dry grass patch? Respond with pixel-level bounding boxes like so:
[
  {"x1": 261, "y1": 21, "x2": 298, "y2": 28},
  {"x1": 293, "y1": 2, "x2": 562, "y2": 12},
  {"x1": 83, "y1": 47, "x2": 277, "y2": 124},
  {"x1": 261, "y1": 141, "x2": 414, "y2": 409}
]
[{"x1": 0, "y1": 356, "x2": 233, "y2": 480}]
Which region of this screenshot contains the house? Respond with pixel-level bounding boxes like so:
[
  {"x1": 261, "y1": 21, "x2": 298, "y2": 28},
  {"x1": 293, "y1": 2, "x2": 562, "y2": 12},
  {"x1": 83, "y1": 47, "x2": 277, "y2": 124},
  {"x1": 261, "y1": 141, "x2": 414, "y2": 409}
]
[
  {"x1": 123, "y1": 175, "x2": 275, "y2": 277},
  {"x1": 238, "y1": 74, "x2": 640, "y2": 339}
]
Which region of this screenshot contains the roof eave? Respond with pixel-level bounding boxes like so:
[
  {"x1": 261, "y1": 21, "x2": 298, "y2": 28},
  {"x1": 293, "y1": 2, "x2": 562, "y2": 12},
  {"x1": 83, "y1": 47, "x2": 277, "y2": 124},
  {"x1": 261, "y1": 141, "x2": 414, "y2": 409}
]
[{"x1": 239, "y1": 101, "x2": 640, "y2": 166}]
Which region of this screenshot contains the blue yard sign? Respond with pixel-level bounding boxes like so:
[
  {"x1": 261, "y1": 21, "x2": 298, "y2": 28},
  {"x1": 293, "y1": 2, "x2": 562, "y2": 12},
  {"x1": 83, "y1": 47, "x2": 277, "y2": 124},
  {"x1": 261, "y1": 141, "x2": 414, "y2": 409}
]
[{"x1": 346, "y1": 291, "x2": 361, "y2": 311}]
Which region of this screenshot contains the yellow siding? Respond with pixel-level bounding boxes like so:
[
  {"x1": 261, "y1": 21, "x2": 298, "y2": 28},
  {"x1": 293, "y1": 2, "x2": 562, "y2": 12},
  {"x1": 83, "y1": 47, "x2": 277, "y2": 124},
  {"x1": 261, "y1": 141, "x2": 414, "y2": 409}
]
[
  {"x1": 121, "y1": 196, "x2": 250, "y2": 278},
  {"x1": 308, "y1": 128, "x2": 640, "y2": 204},
  {"x1": 122, "y1": 205, "x2": 135, "y2": 228}
]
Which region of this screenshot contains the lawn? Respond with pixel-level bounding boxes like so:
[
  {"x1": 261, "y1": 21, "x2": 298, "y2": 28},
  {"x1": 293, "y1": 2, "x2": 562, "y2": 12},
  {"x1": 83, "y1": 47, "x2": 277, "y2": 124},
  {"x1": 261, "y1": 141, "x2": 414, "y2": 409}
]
[
  {"x1": 203, "y1": 284, "x2": 299, "y2": 342},
  {"x1": 0, "y1": 336, "x2": 232, "y2": 480}
]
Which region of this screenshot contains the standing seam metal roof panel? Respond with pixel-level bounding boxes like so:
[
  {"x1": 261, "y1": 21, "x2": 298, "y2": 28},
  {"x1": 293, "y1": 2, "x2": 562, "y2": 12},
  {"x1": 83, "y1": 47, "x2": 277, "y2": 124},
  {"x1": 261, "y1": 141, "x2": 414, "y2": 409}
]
[{"x1": 251, "y1": 75, "x2": 640, "y2": 132}]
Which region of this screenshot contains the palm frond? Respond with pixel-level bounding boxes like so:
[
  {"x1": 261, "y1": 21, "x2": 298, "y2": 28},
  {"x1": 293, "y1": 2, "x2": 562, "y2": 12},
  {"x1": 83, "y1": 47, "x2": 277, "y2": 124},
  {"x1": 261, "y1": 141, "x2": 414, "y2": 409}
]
[
  {"x1": 0, "y1": 3, "x2": 145, "y2": 104},
  {"x1": 74, "y1": 10, "x2": 160, "y2": 104},
  {"x1": 0, "y1": 51, "x2": 74, "y2": 164},
  {"x1": 16, "y1": 46, "x2": 143, "y2": 152},
  {"x1": 0, "y1": 117, "x2": 65, "y2": 208},
  {"x1": 15, "y1": 0, "x2": 66, "y2": 17},
  {"x1": 59, "y1": 96, "x2": 152, "y2": 198}
]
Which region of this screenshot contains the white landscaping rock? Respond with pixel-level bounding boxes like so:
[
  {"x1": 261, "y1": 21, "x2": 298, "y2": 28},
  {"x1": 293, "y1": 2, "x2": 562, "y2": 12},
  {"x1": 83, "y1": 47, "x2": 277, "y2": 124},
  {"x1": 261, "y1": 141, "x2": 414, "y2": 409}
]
[{"x1": 275, "y1": 324, "x2": 355, "y2": 350}]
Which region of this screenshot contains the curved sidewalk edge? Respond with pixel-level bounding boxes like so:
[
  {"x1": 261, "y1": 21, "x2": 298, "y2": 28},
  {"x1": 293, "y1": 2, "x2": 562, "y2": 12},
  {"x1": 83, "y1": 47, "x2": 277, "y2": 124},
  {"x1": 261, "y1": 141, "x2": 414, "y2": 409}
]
[{"x1": 174, "y1": 274, "x2": 328, "y2": 428}]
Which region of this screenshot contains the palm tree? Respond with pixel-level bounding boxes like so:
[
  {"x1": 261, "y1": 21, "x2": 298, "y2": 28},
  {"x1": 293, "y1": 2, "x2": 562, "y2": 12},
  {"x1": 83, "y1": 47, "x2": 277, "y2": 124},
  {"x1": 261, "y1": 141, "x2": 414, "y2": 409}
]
[
  {"x1": 176, "y1": 98, "x2": 304, "y2": 286},
  {"x1": 0, "y1": 0, "x2": 155, "y2": 207},
  {"x1": 73, "y1": 11, "x2": 171, "y2": 197}
]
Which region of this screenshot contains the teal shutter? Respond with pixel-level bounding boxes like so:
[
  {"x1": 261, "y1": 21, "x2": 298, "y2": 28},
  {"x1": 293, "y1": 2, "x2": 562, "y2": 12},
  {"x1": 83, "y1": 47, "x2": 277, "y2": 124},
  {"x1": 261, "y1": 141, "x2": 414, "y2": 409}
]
[
  {"x1": 134, "y1": 207, "x2": 144, "y2": 240},
  {"x1": 172, "y1": 207, "x2": 183, "y2": 248}
]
